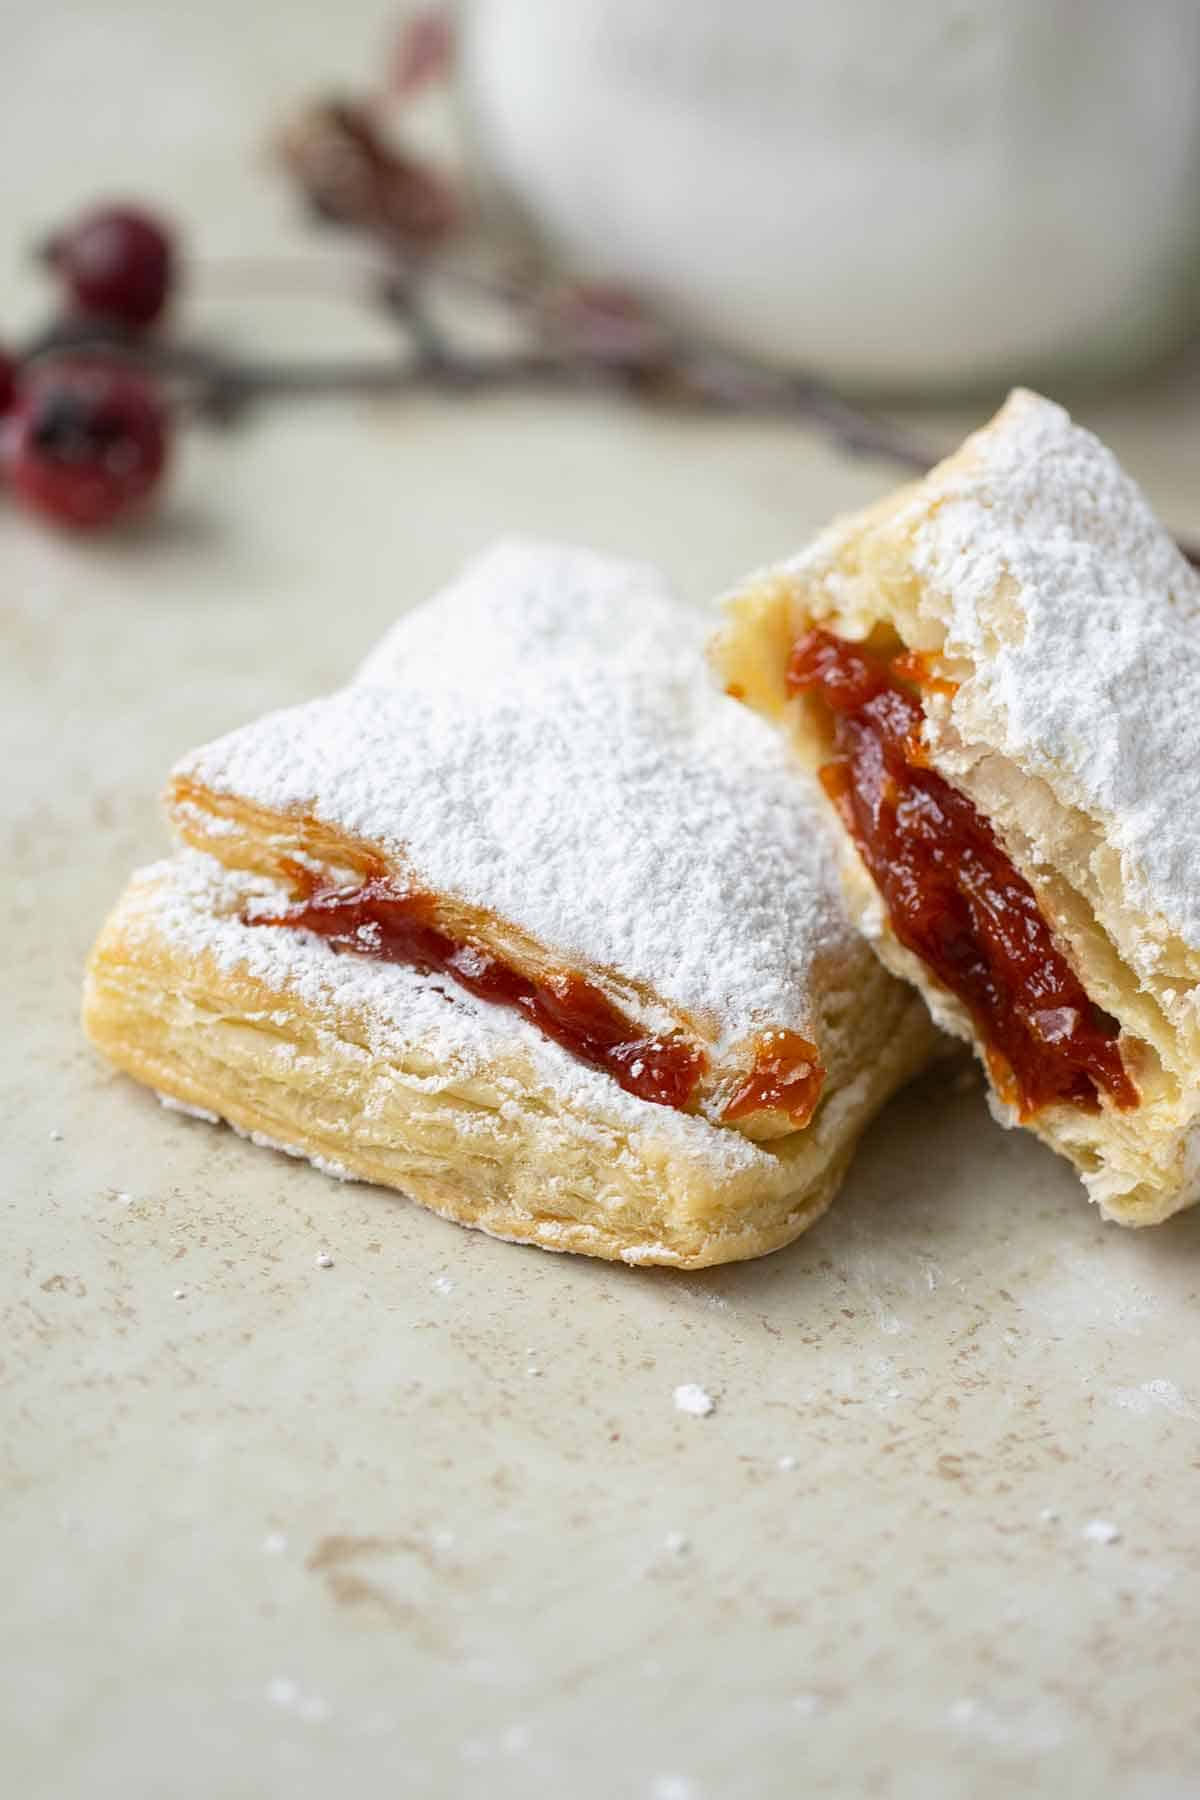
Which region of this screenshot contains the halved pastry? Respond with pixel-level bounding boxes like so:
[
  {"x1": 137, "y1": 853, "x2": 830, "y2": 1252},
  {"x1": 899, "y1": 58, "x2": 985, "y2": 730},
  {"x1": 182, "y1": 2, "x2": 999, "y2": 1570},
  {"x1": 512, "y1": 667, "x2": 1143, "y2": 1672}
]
[
  {"x1": 714, "y1": 388, "x2": 1200, "y2": 1225},
  {"x1": 84, "y1": 541, "x2": 935, "y2": 1267}
]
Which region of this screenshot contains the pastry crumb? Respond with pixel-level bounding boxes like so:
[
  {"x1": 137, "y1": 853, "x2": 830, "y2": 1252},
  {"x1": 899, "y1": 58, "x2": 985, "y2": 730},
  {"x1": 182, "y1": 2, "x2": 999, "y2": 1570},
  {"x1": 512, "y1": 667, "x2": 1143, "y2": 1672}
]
[
  {"x1": 266, "y1": 1676, "x2": 328, "y2": 1722},
  {"x1": 673, "y1": 1383, "x2": 714, "y2": 1417},
  {"x1": 1082, "y1": 1519, "x2": 1121, "y2": 1545},
  {"x1": 314, "y1": 1251, "x2": 334, "y2": 1269},
  {"x1": 48, "y1": 1128, "x2": 64, "y2": 1142},
  {"x1": 777, "y1": 1454, "x2": 798, "y2": 1472},
  {"x1": 663, "y1": 1530, "x2": 689, "y2": 1555}
]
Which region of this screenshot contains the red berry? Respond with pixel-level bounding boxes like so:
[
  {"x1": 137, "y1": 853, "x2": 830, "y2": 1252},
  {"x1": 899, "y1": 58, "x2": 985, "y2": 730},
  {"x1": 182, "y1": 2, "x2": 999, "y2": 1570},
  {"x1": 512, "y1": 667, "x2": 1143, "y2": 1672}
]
[
  {"x1": 47, "y1": 205, "x2": 174, "y2": 328},
  {"x1": 6, "y1": 363, "x2": 169, "y2": 530},
  {"x1": 0, "y1": 350, "x2": 17, "y2": 415}
]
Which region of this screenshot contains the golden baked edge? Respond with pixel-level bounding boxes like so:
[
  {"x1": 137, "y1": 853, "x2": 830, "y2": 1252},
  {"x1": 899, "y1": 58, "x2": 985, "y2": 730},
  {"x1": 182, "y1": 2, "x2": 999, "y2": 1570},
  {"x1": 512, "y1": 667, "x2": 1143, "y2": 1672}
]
[{"x1": 82, "y1": 858, "x2": 937, "y2": 1269}]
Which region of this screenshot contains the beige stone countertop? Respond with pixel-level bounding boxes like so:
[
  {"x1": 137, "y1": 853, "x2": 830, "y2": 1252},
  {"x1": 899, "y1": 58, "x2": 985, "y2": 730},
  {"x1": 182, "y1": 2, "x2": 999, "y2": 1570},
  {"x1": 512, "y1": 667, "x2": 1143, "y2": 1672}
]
[{"x1": 5, "y1": 5, "x2": 1200, "y2": 1796}]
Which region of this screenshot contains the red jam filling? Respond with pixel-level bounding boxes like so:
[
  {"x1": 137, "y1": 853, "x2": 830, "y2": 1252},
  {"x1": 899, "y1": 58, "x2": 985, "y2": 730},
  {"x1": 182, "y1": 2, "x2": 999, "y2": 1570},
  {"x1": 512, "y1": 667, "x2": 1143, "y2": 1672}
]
[
  {"x1": 250, "y1": 880, "x2": 706, "y2": 1110},
  {"x1": 249, "y1": 880, "x2": 826, "y2": 1127},
  {"x1": 724, "y1": 1029, "x2": 824, "y2": 1128},
  {"x1": 787, "y1": 629, "x2": 1137, "y2": 1121}
]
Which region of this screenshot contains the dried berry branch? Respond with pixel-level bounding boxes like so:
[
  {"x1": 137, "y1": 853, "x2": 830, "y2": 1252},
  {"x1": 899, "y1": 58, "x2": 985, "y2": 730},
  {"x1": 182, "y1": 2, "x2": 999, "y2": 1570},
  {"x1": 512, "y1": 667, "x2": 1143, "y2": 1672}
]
[
  {"x1": 23, "y1": 249, "x2": 1200, "y2": 565},
  {"x1": 269, "y1": 99, "x2": 1200, "y2": 563},
  {"x1": 273, "y1": 100, "x2": 941, "y2": 455},
  {"x1": 10, "y1": 62, "x2": 1197, "y2": 558},
  {"x1": 278, "y1": 98, "x2": 459, "y2": 249}
]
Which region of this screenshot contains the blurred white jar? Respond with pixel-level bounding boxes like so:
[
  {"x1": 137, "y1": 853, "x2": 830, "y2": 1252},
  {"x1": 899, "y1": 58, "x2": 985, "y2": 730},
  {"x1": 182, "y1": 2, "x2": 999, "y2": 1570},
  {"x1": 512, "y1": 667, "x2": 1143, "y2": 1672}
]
[{"x1": 459, "y1": 0, "x2": 1200, "y2": 392}]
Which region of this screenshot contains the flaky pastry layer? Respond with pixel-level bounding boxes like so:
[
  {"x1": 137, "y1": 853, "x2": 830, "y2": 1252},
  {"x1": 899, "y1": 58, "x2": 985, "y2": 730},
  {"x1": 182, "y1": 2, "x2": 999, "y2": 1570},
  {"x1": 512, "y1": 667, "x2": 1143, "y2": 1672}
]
[{"x1": 82, "y1": 854, "x2": 936, "y2": 1268}]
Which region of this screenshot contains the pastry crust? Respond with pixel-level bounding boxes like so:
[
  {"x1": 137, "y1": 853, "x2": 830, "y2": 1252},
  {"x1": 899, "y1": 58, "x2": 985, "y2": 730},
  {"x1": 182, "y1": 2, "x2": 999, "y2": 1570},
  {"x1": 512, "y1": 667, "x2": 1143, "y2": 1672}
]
[
  {"x1": 84, "y1": 854, "x2": 934, "y2": 1268},
  {"x1": 84, "y1": 541, "x2": 937, "y2": 1266},
  {"x1": 165, "y1": 540, "x2": 927, "y2": 1140},
  {"x1": 714, "y1": 389, "x2": 1200, "y2": 1224}
]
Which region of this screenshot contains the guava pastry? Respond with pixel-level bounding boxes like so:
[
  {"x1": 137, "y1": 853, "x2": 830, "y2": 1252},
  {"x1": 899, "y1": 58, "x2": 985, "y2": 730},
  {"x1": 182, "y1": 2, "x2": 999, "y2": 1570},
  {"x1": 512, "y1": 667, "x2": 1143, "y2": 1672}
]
[
  {"x1": 713, "y1": 389, "x2": 1200, "y2": 1225},
  {"x1": 84, "y1": 541, "x2": 935, "y2": 1267}
]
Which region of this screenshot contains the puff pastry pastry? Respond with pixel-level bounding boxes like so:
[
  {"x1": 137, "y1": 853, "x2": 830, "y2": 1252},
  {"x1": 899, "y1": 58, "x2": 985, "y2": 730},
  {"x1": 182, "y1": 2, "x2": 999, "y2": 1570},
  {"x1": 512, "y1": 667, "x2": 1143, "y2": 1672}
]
[
  {"x1": 84, "y1": 541, "x2": 935, "y2": 1267},
  {"x1": 714, "y1": 389, "x2": 1200, "y2": 1225}
]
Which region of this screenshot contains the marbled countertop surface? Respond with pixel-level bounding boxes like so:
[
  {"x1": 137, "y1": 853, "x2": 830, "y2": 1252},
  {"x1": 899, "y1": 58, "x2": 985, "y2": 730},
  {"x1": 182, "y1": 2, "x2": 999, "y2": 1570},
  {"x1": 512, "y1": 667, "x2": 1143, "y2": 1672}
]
[{"x1": 5, "y1": 5, "x2": 1200, "y2": 1796}]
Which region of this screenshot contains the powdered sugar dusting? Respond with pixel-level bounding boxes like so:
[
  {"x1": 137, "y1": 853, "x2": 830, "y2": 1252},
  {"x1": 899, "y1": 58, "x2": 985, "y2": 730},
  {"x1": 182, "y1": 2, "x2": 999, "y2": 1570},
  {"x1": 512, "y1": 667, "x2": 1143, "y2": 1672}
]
[
  {"x1": 905, "y1": 390, "x2": 1200, "y2": 950},
  {"x1": 174, "y1": 541, "x2": 856, "y2": 1059},
  {"x1": 673, "y1": 1383, "x2": 715, "y2": 1417}
]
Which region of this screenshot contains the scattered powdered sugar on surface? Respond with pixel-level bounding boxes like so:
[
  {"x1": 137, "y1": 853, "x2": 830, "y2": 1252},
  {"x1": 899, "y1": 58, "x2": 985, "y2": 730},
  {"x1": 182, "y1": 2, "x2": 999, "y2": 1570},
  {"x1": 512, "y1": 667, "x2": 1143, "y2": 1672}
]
[
  {"x1": 673, "y1": 1279, "x2": 730, "y2": 1312},
  {"x1": 310, "y1": 1154, "x2": 354, "y2": 1183},
  {"x1": 175, "y1": 540, "x2": 857, "y2": 1054},
  {"x1": 663, "y1": 1530, "x2": 689, "y2": 1555},
  {"x1": 903, "y1": 390, "x2": 1200, "y2": 949},
  {"x1": 157, "y1": 1092, "x2": 220, "y2": 1124},
  {"x1": 673, "y1": 1383, "x2": 715, "y2": 1417},
  {"x1": 229, "y1": 1120, "x2": 356, "y2": 1184},
  {"x1": 265, "y1": 1677, "x2": 329, "y2": 1723},
  {"x1": 129, "y1": 853, "x2": 768, "y2": 1181},
  {"x1": 1112, "y1": 1378, "x2": 1196, "y2": 1420},
  {"x1": 947, "y1": 1696, "x2": 1067, "y2": 1755},
  {"x1": 1081, "y1": 1519, "x2": 1121, "y2": 1545}
]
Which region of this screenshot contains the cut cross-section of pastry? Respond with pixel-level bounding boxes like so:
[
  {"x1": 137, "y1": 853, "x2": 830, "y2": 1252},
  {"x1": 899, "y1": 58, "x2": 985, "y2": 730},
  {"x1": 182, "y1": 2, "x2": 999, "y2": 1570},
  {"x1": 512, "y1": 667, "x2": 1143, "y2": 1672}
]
[
  {"x1": 84, "y1": 540, "x2": 936, "y2": 1268},
  {"x1": 713, "y1": 389, "x2": 1200, "y2": 1225}
]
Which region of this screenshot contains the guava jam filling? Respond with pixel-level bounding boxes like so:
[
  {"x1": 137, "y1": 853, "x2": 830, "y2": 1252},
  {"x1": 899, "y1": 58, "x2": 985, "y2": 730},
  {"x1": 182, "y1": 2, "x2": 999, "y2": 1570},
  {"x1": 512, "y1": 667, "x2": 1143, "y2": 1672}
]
[
  {"x1": 250, "y1": 881, "x2": 826, "y2": 1126},
  {"x1": 249, "y1": 879, "x2": 706, "y2": 1109},
  {"x1": 723, "y1": 1029, "x2": 824, "y2": 1127},
  {"x1": 787, "y1": 629, "x2": 1137, "y2": 1120}
]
